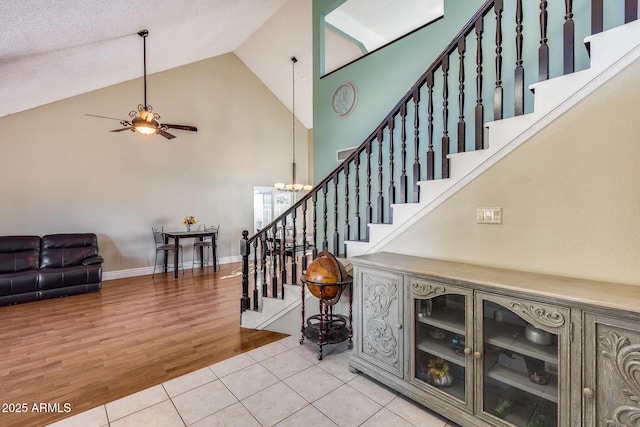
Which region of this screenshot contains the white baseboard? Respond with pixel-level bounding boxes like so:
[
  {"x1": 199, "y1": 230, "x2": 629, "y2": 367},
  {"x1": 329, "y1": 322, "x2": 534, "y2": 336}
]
[{"x1": 102, "y1": 255, "x2": 242, "y2": 281}]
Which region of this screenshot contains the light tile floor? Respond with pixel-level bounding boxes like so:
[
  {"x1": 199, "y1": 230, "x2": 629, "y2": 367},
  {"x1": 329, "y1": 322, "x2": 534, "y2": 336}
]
[{"x1": 47, "y1": 335, "x2": 459, "y2": 427}]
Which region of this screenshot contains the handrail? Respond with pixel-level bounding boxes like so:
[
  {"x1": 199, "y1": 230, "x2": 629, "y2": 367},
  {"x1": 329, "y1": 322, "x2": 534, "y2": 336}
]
[
  {"x1": 241, "y1": 0, "x2": 639, "y2": 312},
  {"x1": 245, "y1": 0, "x2": 496, "y2": 248}
]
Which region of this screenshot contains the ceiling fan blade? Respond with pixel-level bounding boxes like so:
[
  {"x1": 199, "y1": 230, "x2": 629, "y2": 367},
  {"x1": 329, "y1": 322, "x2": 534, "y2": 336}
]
[
  {"x1": 164, "y1": 124, "x2": 198, "y2": 132},
  {"x1": 158, "y1": 130, "x2": 176, "y2": 139},
  {"x1": 110, "y1": 127, "x2": 133, "y2": 132},
  {"x1": 85, "y1": 114, "x2": 128, "y2": 121}
]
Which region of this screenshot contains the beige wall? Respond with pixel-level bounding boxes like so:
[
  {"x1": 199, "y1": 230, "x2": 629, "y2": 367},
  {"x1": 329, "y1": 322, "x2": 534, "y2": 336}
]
[
  {"x1": 382, "y1": 59, "x2": 640, "y2": 286},
  {"x1": 0, "y1": 53, "x2": 310, "y2": 275}
]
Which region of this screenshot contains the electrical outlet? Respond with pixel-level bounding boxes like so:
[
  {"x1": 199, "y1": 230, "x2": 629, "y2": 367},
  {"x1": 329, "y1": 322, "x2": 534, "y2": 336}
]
[{"x1": 477, "y1": 207, "x2": 502, "y2": 224}]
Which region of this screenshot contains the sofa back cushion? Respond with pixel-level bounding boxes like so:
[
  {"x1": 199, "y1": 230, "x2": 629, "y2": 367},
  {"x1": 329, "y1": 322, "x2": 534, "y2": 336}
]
[
  {"x1": 0, "y1": 236, "x2": 41, "y2": 273},
  {"x1": 40, "y1": 234, "x2": 99, "y2": 268}
]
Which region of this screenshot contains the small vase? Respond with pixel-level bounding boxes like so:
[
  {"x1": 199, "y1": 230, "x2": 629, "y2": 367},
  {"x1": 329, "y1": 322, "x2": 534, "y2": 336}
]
[
  {"x1": 186, "y1": 224, "x2": 191, "y2": 232},
  {"x1": 431, "y1": 372, "x2": 453, "y2": 387}
]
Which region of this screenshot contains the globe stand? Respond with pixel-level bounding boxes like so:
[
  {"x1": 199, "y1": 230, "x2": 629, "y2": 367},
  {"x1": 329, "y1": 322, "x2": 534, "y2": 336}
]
[{"x1": 300, "y1": 277, "x2": 353, "y2": 360}]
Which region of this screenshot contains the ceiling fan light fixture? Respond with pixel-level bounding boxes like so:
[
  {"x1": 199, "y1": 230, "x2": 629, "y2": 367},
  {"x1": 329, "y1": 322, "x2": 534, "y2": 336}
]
[
  {"x1": 85, "y1": 29, "x2": 198, "y2": 140},
  {"x1": 133, "y1": 123, "x2": 158, "y2": 136},
  {"x1": 131, "y1": 116, "x2": 158, "y2": 135}
]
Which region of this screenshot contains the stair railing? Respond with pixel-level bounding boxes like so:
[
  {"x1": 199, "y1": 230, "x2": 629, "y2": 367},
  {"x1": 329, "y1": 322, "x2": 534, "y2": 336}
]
[{"x1": 241, "y1": 0, "x2": 638, "y2": 313}]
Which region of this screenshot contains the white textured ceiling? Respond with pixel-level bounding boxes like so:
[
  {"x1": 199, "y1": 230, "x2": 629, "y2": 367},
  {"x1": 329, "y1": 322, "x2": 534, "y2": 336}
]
[
  {"x1": 0, "y1": 0, "x2": 316, "y2": 128},
  {"x1": 0, "y1": 0, "x2": 441, "y2": 130}
]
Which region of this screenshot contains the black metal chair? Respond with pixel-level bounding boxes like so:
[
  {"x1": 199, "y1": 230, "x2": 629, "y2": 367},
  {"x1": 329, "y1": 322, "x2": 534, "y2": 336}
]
[
  {"x1": 152, "y1": 227, "x2": 183, "y2": 277},
  {"x1": 192, "y1": 225, "x2": 219, "y2": 271}
]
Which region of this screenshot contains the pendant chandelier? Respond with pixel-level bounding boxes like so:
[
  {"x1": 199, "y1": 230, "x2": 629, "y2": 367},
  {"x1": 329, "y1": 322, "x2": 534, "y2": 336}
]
[{"x1": 274, "y1": 57, "x2": 312, "y2": 192}]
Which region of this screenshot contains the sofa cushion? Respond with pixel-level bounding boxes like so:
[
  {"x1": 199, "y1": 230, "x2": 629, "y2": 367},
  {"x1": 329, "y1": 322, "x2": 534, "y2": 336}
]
[
  {"x1": 38, "y1": 265, "x2": 102, "y2": 290},
  {"x1": 0, "y1": 236, "x2": 40, "y2": 273},
  {"x1": 40, "y1": 234, "x2": 99, "y2": 268},
  {"x1": 0, "y1": 270, "x2": 39, "y2": 296}
]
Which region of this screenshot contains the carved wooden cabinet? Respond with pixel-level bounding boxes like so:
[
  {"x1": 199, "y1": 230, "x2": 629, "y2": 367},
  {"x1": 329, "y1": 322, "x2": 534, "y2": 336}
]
[
  {"x1": 356, "y1": 269, "x2": 403, "y2": 378},
  {"x1": 349, "y1": 252, "x2": 640, "y2": 427},
  {"x1": 583, "y1": 313, "x2": 640, "y2": 426}
]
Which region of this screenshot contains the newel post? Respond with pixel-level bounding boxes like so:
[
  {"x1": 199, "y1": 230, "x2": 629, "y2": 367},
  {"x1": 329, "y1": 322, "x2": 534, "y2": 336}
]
[{"x1": 240, "y1": 230, "x2": 251, "y2": 312}]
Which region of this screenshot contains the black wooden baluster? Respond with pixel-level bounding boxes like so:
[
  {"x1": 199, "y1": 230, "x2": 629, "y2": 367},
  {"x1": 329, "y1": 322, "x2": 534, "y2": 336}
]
[
  {"x1": 260, "y1": 231, "x2": 269, "y2": 297},
  {"x1": 495, "y1": 0, "x2": 504, "y2": 120},
  {"x1": 279, "y1": 218, "x2": 285, "y2": 290},
  {"x1": 261, "y1": 234, "x2": 267, "y2": 297},
  {"x1": 333, "y1": 175, "x2": 339, "y2": 255},
  {"x1": 241, "y1": 230, "x2": 250, "y2": 311},
  {"x1": 427, "y1": 73, "x2": 435, "y2": 180},
  {"x1": 365, "y1": 141, "x2": 372, "y2": 241},
  {"x1": 539, "y1": 1, "x2": 549, "y2": 81},
  {"x1": 592, "y1": 0, "x2": 603, "y2": 34},
  {"x1": 312, "y1": 191, "x2": 318, "y2": 258},
  {"x1": 252, "y1": 238, "x2": 258, "y2": 309},
  {"x1": 322, "y1": 183, "x2": 329, "y2": 251},
  {"x1": 515, "y1": 0, "x2": 525, "y2": 116},
  {"x1": 475, "y1": 18, "x2": 485, "y2": 150},
  {"x1": 302, "y1": 200, "x2": 308, "y2": 272},
  {"x1": 412, "y1": 90, "x2": 421, "y2": 201},
  {"x1": 354, "y1": 154, "x2": 361, "y2": 241},
  {"x1": 279, "y1": 218, "x2": 286, "y2": 295},
  {"x1": 290, "y1": 209, "x2": 297, "y2": 285},
  {"x1": 271, "y1": 223, "x2": 278, "y2": 298},
  {"x1": 343, "y1": 162, "x2": 350, "y2": 256},
  {"x1": 564, "y1": 0, "x2": 575, "y2": 75},
  {"x1": 442, "y1": 56, "x2": 450, "y2": 179},
  {"x1": 627, "y1": 0, "x2": 638, "y2": 23},
  {"x1": 400, "y1": 104, "x2": 408, "y2": 201},
  {"x1": 457, "y1": 38, "x2": 466, "y2": 154},
  {"x1": 387, "y1": 117, "x2": 395, "y2": 223},
  {"x1": 376, "y1": 129, "x2": 384, "y2": 224}
]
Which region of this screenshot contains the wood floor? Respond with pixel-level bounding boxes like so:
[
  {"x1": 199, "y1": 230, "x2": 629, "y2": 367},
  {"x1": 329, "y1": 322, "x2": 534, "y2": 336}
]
[{"x1": 0, "y1": 263, "x2": 286, "y2": 427}]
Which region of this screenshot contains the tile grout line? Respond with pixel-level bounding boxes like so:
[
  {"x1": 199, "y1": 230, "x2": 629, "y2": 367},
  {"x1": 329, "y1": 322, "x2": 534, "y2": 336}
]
[{"x1": 161, "y1": 383, "x2": 187, "y2": 427}]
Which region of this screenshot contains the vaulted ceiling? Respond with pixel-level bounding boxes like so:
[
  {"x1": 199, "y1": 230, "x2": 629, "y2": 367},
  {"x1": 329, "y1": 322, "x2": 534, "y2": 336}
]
[{"x1": 0, "y1": 0, "x2": 314, "y2": 128}]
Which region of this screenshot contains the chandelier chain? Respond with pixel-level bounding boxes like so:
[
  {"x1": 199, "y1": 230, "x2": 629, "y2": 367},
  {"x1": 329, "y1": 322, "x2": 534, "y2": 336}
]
[{"x1": 292, "y1": 56, "x2": 297, "y2": 164}]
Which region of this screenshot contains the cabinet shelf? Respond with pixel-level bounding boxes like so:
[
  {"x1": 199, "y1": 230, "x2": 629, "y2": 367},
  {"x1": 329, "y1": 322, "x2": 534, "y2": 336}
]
[
  {"x1": 484, "y1": 319, "x2": 558, "y2": 364},
  {"x1": 430, "y1": 378, "x2": 466, "y2": 402},
  {"x1": 486, "y1": 364, "x2": 558, "y2": 404},
  {"x1": 417, "y1": 308, "x2": 465, "y2": 335},
  {"x1": 417, "y1": 338, "x2": 466, "y2": 367}
]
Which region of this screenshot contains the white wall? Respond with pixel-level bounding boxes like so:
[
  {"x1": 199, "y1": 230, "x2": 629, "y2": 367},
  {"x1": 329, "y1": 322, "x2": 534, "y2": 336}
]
[
  {"x1": 0, "y1": 53, "x2": 310, "y2": 275},
  {"x1": 382, "y1": 59, "x2": 640, "y2": 286}
]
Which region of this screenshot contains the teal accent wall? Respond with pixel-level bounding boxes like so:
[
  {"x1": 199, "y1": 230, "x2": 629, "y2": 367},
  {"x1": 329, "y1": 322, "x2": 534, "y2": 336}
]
[
  {"x1": 312, "y1": 0, "x2": 632, "y2": 182},
  {"x1": 313, "y1": 0, "x2": 486, "y2": 181}
]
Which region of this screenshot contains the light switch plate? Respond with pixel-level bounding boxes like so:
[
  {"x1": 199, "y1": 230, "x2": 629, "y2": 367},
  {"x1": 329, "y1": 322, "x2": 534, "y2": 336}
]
[{"x1": 477, "y1": 207, "x2": 502, "y2": 224}]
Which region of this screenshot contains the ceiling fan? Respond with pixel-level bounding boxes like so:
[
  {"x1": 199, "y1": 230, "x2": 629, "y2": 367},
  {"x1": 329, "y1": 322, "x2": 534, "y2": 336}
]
[{"x1": 86, "y1": 29, "x2": 197, "y2": 139}]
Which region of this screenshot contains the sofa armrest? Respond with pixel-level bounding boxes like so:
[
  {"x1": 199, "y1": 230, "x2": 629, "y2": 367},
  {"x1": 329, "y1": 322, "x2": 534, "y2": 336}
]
[{"x1": 82, "y1": 255, "x2": 104, "y2": 266}]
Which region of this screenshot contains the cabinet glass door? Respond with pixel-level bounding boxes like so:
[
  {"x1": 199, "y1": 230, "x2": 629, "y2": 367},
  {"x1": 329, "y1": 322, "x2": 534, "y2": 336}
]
[
  {"x1": 480, "y1": 299, "x2": 561, "y2": 427},
  {"x1": 413, "y1": 292, "x2": 468, "y2": 405}
]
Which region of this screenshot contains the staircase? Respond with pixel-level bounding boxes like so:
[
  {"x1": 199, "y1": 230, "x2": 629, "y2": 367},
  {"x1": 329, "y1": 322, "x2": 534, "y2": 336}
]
[
  {"x1": 350, "y1": 20, "x2": 640, "y2": 257},
  {"x1": 240, "y1": 0, "x2": 640, "y2": 333}
]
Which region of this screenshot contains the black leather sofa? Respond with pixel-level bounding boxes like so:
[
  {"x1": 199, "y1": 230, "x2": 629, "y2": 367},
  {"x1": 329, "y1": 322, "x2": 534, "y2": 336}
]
[{"x1": 0, "y1": 233, "x2": 103, "y2": 307}]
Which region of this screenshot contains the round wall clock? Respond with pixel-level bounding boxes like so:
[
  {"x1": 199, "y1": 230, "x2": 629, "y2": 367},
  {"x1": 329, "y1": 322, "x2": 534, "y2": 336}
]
[{"x1": 332, "y1": 82, "x2": 357, "y2": 117}]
